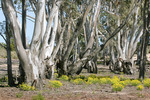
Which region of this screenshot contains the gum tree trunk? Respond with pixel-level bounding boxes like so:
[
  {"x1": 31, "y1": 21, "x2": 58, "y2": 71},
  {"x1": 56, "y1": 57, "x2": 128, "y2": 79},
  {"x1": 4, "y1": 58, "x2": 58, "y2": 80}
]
[
  {"x1": 6, "y1": 20, "x2": 14, "y2": 86},
  {"x1": 139, "y1": 0, "x2": 150, "y2": 80},
  {"x1": 2, "y1": 0, "x2": 62, "y2": 88}
]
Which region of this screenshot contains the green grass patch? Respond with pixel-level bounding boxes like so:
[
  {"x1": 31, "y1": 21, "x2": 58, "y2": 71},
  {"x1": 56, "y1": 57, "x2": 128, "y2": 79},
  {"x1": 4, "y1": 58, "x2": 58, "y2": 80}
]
[{"x1": 32, "y1": 93, "x2": 45, "y2": 100}]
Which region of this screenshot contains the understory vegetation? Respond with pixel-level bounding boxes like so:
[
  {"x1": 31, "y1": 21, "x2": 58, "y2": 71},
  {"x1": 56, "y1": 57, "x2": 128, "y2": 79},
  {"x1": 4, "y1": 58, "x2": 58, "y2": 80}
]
[{"x1": 0, "y1": 74, "x2": 149, "y2": 92}]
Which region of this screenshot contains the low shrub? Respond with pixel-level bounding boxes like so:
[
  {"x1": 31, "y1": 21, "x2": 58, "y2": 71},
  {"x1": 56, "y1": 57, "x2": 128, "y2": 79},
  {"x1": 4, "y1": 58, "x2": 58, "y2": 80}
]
[
  {"x1": 99, "y1": 78, "x2": 111, "y2": 84},
  {"x1": 72, "y1": 79, "x2": 84, "y2": 85},
  {"x1": 59, "y1": 75, "x2": 69, "y2": 81},
  {"x1": 124, "y1": 79, "x2": 131, "y2": 85},
  {"x1": 87, "y1": 77, "x2": 99, "y2": 84},
  {"x1": 112, "y1": 83, "x2": 124, "y2": 92},
  {"x1": 19, "y1": 83, "x2": 35, "y2": 91},
  {"x1": 130, "y1": 80, "x2": 141, "y2": 86},
  {"x1": 54, "y1": 73, "x2": 58, "y2": 78},
  {"x1": 111, "y1": 76, "x2": 120, "y2": 85},
  {"x1": 88, "y1": 74, "x2": 97, "y2": 78},
  {"x1": 119, "y1": 81, "x2": 127, "y2": 87},
  {"x1": 49, "y1": 80, "x2": 63, "y2": 88},
  {"x1": 143, "y1": 78, "x2": 150, "y2": 87},
  {"x1": 137, "y1": 85, "x2": 144, "y2": 91}
]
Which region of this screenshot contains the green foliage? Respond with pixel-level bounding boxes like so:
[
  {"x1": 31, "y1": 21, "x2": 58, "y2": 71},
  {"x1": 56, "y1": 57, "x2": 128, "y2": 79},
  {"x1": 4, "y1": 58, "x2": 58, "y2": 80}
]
[
  {"x1": 143, "y1": 78, "x2": 150, "y2": 87},
  {"x1": 87, "y1": 77, "x2": 99, "y2": 84},
  {"x1": 49, "y1": 80, "x2": 63, "y2": 88},
  {"x1": 111, "y1": 76, "x2": 120, "y2": 85},
  {"x1": 54, "y1": 73, "x2": 58, "y2": 78},
  {"x1": 59, "y1": 75, "x2": 69, "y2": 81},
  {"x1": 137, "y1": 85, "x2": 144, "y2": 91},
  {"x1": 11, "y1": 51, "x2": 18, "y2": 59},
  {"x1": 99, "y1": 78, "x2": 111, "y2": 84},
  {"x1": 112, "y1": 83, "x2": 124, "y2": 92},
  {"x1": 88, "y1": 74, "x2": 97, "y2": 78},
  {"x1": 32, "y1": 93, "x2": 45, "y2": 100},
  {"x1": 130, "y1": 80, "x2": 141, "y2": 86},
  {"x1": 16, "y1": 92, "x2": 23, "y2": 98},
  {"x1": 119, "y1": 81, "x2": 127, "y2": 87},
  {"x1": 124, "y1": 79, "x2": 131, "y2": 85},
  {"x1": 19, "y1": 83, "x2": 35, "y2": 91},
  {"x1": 10, "y1": 38, "x2": 15, "y2": 51},
  {"x1": 72, "y1": 79, "x2": 84, "y2": 85},
  {"x1": 74, "y1": 75, "x2": 86, "y2": 80},
  {"x1": 0, "y1": 45, "x2": 7, "y2": 58},
  {"x1": 0, "y1": 76, "x2": 8, "y2": 82}
]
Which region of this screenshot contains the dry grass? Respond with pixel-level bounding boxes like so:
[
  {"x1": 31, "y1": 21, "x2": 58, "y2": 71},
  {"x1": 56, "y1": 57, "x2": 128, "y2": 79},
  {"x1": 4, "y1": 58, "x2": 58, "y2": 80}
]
[{"x1": 0, "y1": 46, "x2": 18, "y2": 59}]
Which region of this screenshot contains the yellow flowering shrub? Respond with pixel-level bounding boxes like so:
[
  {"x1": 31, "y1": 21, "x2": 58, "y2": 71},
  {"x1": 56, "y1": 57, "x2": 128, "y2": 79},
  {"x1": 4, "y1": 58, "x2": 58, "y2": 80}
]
[
  {"x1": 54, "y1": 73, "x2": 58, "y2": 78},
  {"x1": 19, "y1": 83, "x2": 35, "y2": 91},
  {"x1": 119, "y1": 81, "x2": 127, "y2": 87},
  {"x1": 72, "y1": 78, "x2": 84, "y2": 85},
  {"x1": 124, "y1": 79, "x2": 131, "y2": 85},
  {"x1": 130, "y1": 80, "x2": 141, "y2": 86},
  {"x1": 137, "y1": 85, "x2": 144, "y2": 91},
  {"x1": 111, "y1": 76, "x2": 120, "y2": 85},
  {"x1": 59, "y1": 75, "x2": 69, "y2": 81},
  {"x1": 87, "y1": 77, "x2": 99, "y2": 84},
  {"x1": 49, "y1": 80, "x2": 63, "y2": 88},
  {"x1": 99, "y1": 78, "x2": 111, "y2": 84},
  {"x1": 112, "y1": 83, "x2": 124, "y2": 92},
  {"x1": 88, "y1": 74, "x2": 97, "y2": 78},
  {"x1": 143, "y1": 78, "x2": 150, "y2": 87}
]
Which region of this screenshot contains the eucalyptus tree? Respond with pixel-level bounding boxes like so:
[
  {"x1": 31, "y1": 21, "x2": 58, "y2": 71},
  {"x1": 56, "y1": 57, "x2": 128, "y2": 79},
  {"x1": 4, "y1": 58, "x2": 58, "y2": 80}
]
[
  {"x1": 2, "y1": 0, "x2": 63, "y2": 88},
  {"x1": 55, "y1": 0, "x2": 136, "y2": 76},
  {"x1": 139, "y1": 0, "x2": 150, "y2": 80},
  {"x1": 0, "y1": 21, "x2": 14, "y2": 86},
  {"x1": 55, "y1": 0, "x2": 101, "y2": 76},
  {"x1": 98, "y1": 0, "x2": 142, "y2": 74}
]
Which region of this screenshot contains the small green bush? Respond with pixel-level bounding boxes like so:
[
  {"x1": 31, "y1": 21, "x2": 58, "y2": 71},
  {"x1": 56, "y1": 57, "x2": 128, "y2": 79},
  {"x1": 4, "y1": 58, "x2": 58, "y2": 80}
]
[
  {"x1": 112, "y1": 83, "x2": 124, "y2": 92},
  {"x1": 124, "y1": 79, "x2": 131, "y2": 85},
  {"x1": 72, "y1": 79, "x2": 84, "y2": 85},
  {"x1": 49, "y1": 80, "x2": 63, "y2": 88},
  {"x1": 137, "y1": 85, "x2": 144, "y2": 91},
  {"x1": 19, "y1": 83, "x2": 35, "y2": 91},
  {"x1": 54, "y1": 73, "x2": 58, "y2": 78},
  {"x1": 32, "y1": 93, "x2": 45, "y2": 100},
  {"x1": 111, "y1": 76, "x2": 120, "y2": 85},
  {"x1": 119, "y1": 81, "x2": 127, "y2": 87},
  {"x1": 143, "y1": 78, "x2": 150, "y2": 87},
  {"x1": 59, "y1": 75, "x2": 69, "y2": 81},
  {"x1": 99, "y1": 78, "x2": 111, "y2": 84},
  {"x1": 88, "y1": 74, "x2": 97, "y2": 78},
  {"x1": 87, "y1": 77, "x2": 99, "y2": 84},
  {"x1": 130, "y1": 80, "x2": 141, "y2": 86}
]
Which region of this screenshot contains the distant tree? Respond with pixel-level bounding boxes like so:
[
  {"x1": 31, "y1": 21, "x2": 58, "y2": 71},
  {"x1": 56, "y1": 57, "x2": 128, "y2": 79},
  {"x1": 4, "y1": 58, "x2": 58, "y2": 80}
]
[
  {"x1": 0, "y1": 21, "x2": 14, "y2": 86},
  {"x1": 139, "y1": 0, "x2": 150, "y2": 80}
]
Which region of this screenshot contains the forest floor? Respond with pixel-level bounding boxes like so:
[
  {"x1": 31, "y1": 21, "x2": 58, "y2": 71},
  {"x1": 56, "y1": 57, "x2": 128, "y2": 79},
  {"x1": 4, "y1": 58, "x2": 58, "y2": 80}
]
[{"x1": 0, "y1": 58, "x2": 150, "y2": 100}]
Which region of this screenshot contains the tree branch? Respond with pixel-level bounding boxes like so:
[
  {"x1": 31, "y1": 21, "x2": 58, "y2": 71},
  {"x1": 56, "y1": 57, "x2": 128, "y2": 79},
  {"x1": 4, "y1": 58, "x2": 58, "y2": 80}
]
[
  {"x1": 0, "y1": 32, "x2": 6, "y2": 42},
  {"x1": 0, "y1": 43, "x2": 6, "y2": 49}
]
